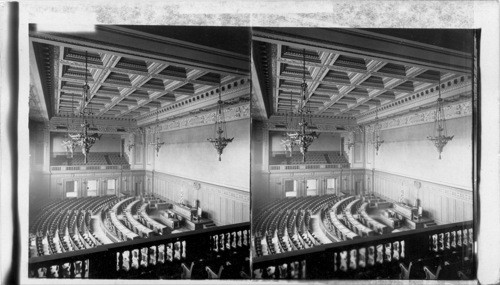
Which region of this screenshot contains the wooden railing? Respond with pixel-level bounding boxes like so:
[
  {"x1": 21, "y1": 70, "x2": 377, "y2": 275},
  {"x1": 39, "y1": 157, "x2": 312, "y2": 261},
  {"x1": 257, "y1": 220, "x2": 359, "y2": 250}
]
[
  {"x1": 50, "y1": 165, "x2": 130, "y2": 172},
  {"x1": 252, "y1": 221, "x2": 474, "y2": 279},
  {"x1": 269, "y1": 163, "x2": 350, "y2": 172},
  {"x1": 29, "y1": 222, "x2": 250, "y2": 279}
]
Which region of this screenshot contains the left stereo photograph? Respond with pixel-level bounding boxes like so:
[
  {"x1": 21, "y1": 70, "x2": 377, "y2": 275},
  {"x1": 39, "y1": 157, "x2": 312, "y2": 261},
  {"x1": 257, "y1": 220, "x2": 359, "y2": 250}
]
[{"x1": 27, "y1": 25, "x2": 251, "y2": 280}]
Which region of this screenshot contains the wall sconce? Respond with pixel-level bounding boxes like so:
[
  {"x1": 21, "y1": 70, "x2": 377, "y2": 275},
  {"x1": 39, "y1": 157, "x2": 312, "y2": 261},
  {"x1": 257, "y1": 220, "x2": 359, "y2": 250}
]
[
  {"x1": 128, "y1": 142, "x2": 135, "y2": 152},
  {"x1": 193, "y1": 182, "x2": 201, "y2": 190},
  {"x1": 347, "y1": 137, "x2": 355, "y2": 150}
]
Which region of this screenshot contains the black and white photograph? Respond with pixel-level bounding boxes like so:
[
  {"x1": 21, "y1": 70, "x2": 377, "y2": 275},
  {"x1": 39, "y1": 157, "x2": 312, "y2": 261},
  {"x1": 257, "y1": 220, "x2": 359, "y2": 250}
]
[
  {"x1": 250, "y1": 28, "x2": 477, "y2": 280},
  {"x1": 2, "y1": 1, "x2": 500, "y2": 285},
  {"x1": 27, "y1": 25, "x2": 251, "y2": 280}
]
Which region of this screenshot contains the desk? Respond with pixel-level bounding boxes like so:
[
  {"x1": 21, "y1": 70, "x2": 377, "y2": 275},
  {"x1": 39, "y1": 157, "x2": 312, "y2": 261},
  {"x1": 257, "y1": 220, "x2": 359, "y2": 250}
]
[
  {"x1": 375, "y1": 201, "x2": 392, "y2": 209},
  {"x1": 393, "y1": 203, "x2": 417, "y2": 219},
  {"x1": 379, "y1": 214, "x2": 402, "y2": 229},
  {"x1": 406, "y1": 217, "x2": 434, "y2": 229},
  {"x1": 159, "y1": 212, "x2": 181, "y2": 229},
  {"x1": 184, "y1": 218, "x2": 214, "y2": 230},
  {"x1": 173, "y1": 204, "x2": 197, "y2": 219}
]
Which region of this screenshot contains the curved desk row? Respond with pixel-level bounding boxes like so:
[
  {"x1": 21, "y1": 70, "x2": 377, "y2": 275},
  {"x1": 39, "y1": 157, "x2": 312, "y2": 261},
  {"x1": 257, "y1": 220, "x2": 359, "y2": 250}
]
[
  {"x1": 124, "y1": 200, "x2": 153, "y2": 238},
  {"x1": 345, "y1": 199, "x2": 374, "y2": 237},
  {"x1": 359, "y1": 202, "x2": 389, "y2": 234},
  {"x1": 109, "y1": 210, "x2": 139, "y2": 241},
  {"x1": 138, "y1": 203, "x2": 167, "y2": 235},
  {"x1": 330, "y1": 197, "x2": 359, "y2": 241}
]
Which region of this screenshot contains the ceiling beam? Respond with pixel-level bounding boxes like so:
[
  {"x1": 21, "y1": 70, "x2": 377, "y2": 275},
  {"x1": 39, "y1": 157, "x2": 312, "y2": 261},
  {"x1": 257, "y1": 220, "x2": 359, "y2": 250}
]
[
  {"x1": 253, "y1": 28, "x2": 472, "y2": 75},
  {"x1": 30, "y1": 26, "x2": 249, "y2": 76}
]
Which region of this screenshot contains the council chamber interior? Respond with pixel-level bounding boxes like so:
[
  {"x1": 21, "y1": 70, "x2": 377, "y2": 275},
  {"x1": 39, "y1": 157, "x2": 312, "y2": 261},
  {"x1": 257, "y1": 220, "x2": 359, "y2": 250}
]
[
  {"x1": 28, "y1": 25, "x2": 251, "y2": 279},
  {"x1": 250, "y1": 28, "x2": 477, "y2": 280}
]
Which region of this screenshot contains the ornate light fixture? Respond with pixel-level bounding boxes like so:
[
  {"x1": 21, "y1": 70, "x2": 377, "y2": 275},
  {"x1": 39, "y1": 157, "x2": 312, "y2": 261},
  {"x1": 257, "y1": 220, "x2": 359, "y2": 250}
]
[
  {"x1": 207, "y1": 83, "x2": 234, "y2": 161},
  {"x1": 149, "y1": 111, "x2": 165, "y2": 157},
  {"x1": 63, "y1": 51, "x2": 101, "y2": 164},
  {"x1": 427, "y1": 75, "x2": 454, "y2": 159},
  {"x1": 371, "y1": 108, "x2": 384, "y2": 155},
  {"x1": 62, "y1": 113, "x2": 78, "y2": 158},
  {"x1": 346, "y1": 138, "x2": 356, "y2": 151},
  {"x1": 127, "y1": 120, "x2": 136, "y2": 152},
  {"x1": 128, "y1": 139, "x2": 136, "y2": 152},
  {"x1": 282, "y1": 48, "x2": 319, "y2": 163}
]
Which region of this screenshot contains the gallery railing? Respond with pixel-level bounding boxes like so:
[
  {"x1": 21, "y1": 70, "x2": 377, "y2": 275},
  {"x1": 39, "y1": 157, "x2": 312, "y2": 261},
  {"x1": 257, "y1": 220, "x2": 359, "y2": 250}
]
[
  {"x1": 29, "y1": 222, "x2": 250, "y2": 279},
  {"x1": 253, "y1": 220, "x2": 474, "y2": 279},
  {"x1": 50, "y1": 165, "x2": 131, "y2": 172},
  {"x1": 269, "y1": 163, "x2": 350, "y2": 171}
]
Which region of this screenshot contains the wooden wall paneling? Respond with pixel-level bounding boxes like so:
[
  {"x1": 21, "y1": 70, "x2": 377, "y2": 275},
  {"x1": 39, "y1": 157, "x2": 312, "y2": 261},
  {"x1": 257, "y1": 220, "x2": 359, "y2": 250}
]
[{"x1": 372, "y1": 170, "x2": 472, "y2": 225}]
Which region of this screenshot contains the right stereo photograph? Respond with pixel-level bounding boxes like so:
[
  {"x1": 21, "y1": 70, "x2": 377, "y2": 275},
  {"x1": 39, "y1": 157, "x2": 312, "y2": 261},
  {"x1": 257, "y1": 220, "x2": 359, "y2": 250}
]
[{"x1": 250, "y1": 28, "x2": 477, "y2": 280}]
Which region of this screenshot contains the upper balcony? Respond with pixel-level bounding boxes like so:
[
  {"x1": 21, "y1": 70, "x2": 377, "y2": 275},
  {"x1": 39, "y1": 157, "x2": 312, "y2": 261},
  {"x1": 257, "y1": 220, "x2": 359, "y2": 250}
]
[
  {"x1": 269, "y1": 151, "x2": 350, "y2": 172},
  {"x1": 50, "y1": 152, "x2": 131, "y2": 172}
]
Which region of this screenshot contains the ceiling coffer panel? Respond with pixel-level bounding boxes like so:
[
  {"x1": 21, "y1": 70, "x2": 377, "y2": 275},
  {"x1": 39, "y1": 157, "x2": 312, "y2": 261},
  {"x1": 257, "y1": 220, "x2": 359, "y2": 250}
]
[
  {"x1": 174, "y1": 83, "x2": 195, "y2": 95},
  {"x1": 364, "y1": 99, "x2": 381, "y2": 106},
  {"x1": 377, "y1": 91, "x2": 396, "y2": 100},
  {"x1": 337, "y1": 96, "x2": 358, "y2": 105},
  {"x1": 128, "y1": 90, "x2": 150, "y2": 100},
  {"x1": 60, "y1": 81, "x2": 85, "y2": 94},
  {"x1": 281, "y1": 46, "x2": 321, "y2": 63},
  {"x1": 414, "y1": 70, "x2": 441, "y2": 82},
  {"x1": 310, "y1": 92, "x2": 333, "y2": 100},
  {"x1": 279, "y1": 79, "x2": 302, "y2": 90},
  {"x1": 280, "y1": 64, "x2": 313, "y2": 80},
  {"x1": 323, "y1": 70, "x2": 351, "y2": 85},
  {"x1": 61, "y1": 65, "x2": 94, "y2": 83},
  {"x1": 332, "y1": 55, "x2": 367, "y2": 71},
  {"x1": 158, "y1": 65, "x2": 187, "y2": 81},
  {"x1": 376, "y1": 62, "x2": 407, "y2": 77},
  {"x1": 115, "y1": 57, "x2": 149, "y2": 73},
  {"x1": 96, "y1": 86, "x2": 120, "y2": 97},
  {"x1": 142, "y1": 78, "x2": 165, "y2": 91},
  {"x1": 393, "y1": 81, "x2": 415, "y2": 93},
  {"x1": 347, "y1": 87, "x2": 369, "y2": 98},
  {"x1": 194, "y1": 72, "x2": 221, "y2": 85},
  {"x1": 64, "y1": 48, "x2": 103, "y2": 66},
  {"x1": 104, "y1": 72, "x2": 132, "y2": 87},
  {"x1": 156, "y1": 94, "x2": 176, "y2": 102},
  {"x1": 360, "y1": 76, "x2": 385, "y2": 89}
]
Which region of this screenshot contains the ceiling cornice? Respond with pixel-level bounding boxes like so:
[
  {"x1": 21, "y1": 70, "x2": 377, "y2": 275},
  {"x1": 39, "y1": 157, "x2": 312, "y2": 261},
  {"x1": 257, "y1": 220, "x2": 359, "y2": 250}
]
[
  {"x1": 252, "y1": 28, "x2": 472, "y2": 75},
  {"x1": 358, "y1": 76, "x2": 472, "y2": 124},
  {"x1": 30, "y1": 27, "x2": 249, "y2": 76}
]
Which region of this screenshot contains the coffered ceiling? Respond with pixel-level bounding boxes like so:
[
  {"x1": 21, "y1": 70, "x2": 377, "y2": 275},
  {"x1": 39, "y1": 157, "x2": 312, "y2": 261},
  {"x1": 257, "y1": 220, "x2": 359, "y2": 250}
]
[
  {"x1": 29, "y1": 25, "x2": 250, "y2": 126},
  {"x1": 252, "y1": 28, "x2": 474, "y2": 123}
]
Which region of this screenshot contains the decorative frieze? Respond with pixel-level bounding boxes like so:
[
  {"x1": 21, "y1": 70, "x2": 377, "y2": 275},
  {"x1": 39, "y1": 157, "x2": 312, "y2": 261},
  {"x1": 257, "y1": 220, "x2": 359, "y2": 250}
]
[
  {"x1": 256, "y1": 116, "x2": 357, "y2": 133},
  {"x1": 365, "y1": 100, "x2": 472, "y2": 132},
  {"x1": 145, "y1": 103, "x2": 250, "y2": 134}
]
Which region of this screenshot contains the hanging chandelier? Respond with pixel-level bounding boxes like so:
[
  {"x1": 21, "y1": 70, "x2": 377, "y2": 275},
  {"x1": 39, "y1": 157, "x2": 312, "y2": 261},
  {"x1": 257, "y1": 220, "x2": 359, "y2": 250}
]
[
  {"x1": 371, "y1": 108, "x2": 384, "y2": 155},
  {"x1": 427, "y1": 75, "x2": 454, "y2": 159},
  {"x1": 64, "y1": 51, "x2": 101, "y2": 164},
  {"x1": 207, "y1": 83, "x2": 234, "y2": 161},
  {"x1": 149, "y1": 112, "x2": 165, "y2": 156},
  {"x1": 282, "y1": 48, "x2": 319, "y2": 163},
  {"x1": 62, "y1": 112, "x2": 78, "y2": 158}
]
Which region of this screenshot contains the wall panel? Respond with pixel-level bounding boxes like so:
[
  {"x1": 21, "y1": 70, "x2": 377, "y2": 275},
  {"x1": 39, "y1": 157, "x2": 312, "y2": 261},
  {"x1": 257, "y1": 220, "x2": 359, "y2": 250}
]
[
  {"x1": 372, "y1": 116, "x2": 472, "y2": 190},
  {"x1": 153, "y1": 119, "x2": 250, "y2": 192},
  {"x1": 372, "y1": 170, "x2": 473, "y2": 224},
  {"x1": 149, "y1": 171, "x2": 249, "y2": 226}
]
